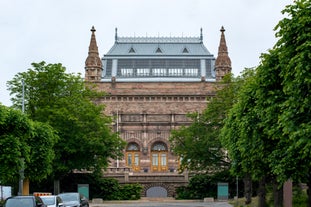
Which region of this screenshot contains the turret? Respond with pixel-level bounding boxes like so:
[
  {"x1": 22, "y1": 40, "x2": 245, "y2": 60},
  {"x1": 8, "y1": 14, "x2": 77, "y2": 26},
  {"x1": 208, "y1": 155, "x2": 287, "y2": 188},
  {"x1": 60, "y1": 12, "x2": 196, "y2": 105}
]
[
  {"x1": 85, "y1": 26, "x2": 103, "y2": 81},
  {"x1": 215, "y1": 26, "x2": 232, "y2": 81}
]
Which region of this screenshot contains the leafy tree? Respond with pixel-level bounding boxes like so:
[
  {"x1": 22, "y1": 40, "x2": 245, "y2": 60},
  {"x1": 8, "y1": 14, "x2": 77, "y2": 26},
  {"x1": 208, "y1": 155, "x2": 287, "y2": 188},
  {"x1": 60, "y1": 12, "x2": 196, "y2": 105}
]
[
  {"x1": 222, "y1": 0, "x2": 311, "y2": 205},
  {"x1": 0, "y1": 104, "x2": 57, "y2": 185},
  {"x1": 176, "y1": 170, "x2": 238, "y2": 199},
  {"x1": 0, "y1": 104, "x2": 30, "y2": 184},
  {"x1": 25, "y1": 121, "x2": 58, "y2": 181},
  {"x1": 169, "y1": 74, "x2": 241, "y2": 172},
  {"x1": 270, "y1": 0, "x2": 311, "y2": 204},
  {"x1": 7, "y1": 62, "x2": 125, "y2": 181},
  {"x1": 220, "y1": 69, "x2": 270, "y2": 205}
]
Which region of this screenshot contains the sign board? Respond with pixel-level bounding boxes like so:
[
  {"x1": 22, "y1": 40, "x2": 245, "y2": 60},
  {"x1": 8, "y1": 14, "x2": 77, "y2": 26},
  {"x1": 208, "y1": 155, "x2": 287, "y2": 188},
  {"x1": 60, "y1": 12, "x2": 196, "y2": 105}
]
[
  {"x1": 217, "y1": 182, "x2": 228, "y2": 200},
  {"x1": 0, "y1": 186, "x2": 12, "y2": 200},
  {"x1": 78, "y1": 184, "x2": 89, "y2": 199}
]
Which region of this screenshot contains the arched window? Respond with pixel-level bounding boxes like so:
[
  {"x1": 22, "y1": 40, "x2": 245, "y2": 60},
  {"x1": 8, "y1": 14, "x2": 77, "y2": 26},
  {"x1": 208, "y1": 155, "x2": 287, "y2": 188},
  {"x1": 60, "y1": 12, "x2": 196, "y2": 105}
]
[
  {"x1": 126, "y1": 142, "x2": 140, "y2": 172},
  {"x1": 151, "y1": 142, "x2": 168, "y2": 172},
  {"x1": 152, "y1": 142, "x2": 167, "y2": 151}
]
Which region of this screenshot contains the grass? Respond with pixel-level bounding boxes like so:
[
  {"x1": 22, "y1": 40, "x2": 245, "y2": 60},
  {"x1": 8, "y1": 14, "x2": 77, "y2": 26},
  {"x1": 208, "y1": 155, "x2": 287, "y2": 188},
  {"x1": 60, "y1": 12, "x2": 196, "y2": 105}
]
[{"x1": 229, "y1": 197, "x2": 259, "y2": 207}]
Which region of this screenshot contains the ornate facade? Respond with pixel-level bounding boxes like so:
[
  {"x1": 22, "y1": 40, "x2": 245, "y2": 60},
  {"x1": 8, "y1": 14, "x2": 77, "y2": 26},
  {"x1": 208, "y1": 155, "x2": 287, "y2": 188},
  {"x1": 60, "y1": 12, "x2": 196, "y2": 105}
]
[{"x1": 84, "y1": 26, "x2": 231, "y2": 197}]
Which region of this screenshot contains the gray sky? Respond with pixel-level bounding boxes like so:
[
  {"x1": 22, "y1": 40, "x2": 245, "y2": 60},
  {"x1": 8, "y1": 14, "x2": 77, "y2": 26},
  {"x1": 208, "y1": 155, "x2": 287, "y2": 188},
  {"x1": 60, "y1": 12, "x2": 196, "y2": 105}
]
[{"x1": 0, "y1": 0, "x2": 292, "y2": 106}]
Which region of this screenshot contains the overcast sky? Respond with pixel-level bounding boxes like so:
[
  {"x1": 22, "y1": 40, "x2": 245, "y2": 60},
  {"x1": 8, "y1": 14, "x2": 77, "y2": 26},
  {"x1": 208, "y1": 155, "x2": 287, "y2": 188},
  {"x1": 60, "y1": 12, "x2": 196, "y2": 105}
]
[{"x1": 0, "y1": 0, "x2": 293, "y2": 106}]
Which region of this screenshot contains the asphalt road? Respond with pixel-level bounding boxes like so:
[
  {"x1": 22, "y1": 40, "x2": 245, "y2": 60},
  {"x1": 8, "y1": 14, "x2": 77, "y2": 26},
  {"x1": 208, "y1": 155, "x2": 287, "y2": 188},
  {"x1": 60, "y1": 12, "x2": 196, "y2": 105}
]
[{"x1": 90, "y1": 200, "x2": 233, "y2": 207}]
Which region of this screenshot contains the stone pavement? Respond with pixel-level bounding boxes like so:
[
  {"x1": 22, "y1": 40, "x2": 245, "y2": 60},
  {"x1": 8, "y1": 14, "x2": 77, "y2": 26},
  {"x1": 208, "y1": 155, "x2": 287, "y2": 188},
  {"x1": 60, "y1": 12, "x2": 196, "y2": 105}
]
[{"x1": 89, "y1": 198, "x2": 233, "y2": 207}]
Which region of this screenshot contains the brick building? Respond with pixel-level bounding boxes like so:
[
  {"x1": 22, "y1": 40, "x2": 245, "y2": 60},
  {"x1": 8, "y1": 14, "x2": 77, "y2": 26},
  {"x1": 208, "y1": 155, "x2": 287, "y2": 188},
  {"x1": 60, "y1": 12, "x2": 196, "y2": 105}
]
[{"x1": 84, "y1": 26, "x2": 231, "y2": 197}]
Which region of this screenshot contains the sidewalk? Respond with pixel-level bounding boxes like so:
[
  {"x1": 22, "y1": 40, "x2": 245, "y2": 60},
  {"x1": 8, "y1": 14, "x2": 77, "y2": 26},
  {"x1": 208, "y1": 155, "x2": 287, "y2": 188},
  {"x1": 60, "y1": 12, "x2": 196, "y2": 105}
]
[{"x1": 89, "y1": 197, "x2": 233, "y2": 207}]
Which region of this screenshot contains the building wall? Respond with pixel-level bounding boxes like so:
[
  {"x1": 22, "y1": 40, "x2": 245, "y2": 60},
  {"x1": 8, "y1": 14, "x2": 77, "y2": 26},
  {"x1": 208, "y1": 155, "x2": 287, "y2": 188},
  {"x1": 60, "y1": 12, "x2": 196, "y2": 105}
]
[{"x1": 96, "y1": 81, "x2": 218, "y2": 173}]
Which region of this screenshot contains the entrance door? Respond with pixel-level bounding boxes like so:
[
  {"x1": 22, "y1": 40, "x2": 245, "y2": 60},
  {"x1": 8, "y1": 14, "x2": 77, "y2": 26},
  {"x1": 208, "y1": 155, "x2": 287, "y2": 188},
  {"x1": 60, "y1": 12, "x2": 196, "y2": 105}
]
[
  {"x1": 151, "y1": 142, "x2": 168, "y2": 172},
  {"x1": 126, "y1": 142, "x2": 140, "y2": 172}
]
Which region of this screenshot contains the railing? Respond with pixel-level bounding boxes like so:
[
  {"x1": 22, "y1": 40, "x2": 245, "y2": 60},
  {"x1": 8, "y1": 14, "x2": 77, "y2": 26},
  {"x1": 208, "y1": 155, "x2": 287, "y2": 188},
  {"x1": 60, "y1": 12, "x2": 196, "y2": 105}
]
[{"x1": 103, "y1": 167, "x2": 190, "y2": 184}]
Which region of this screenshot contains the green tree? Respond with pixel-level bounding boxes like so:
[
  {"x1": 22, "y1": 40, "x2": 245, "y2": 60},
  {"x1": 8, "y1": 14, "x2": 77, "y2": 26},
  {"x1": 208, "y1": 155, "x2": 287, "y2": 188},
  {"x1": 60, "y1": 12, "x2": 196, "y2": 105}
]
[
  {"x1": 220, "y1": 69, "x2": 272, "y2": 205},
  {"x1": 169, "y1": 74, "x2": 239, "y2": 172},
  {"x1": 270, "y1": 0, "x2": 311, "y2": 204},
  {"x1": 0, "y1": 104, "x2": 57, "y2": 185},
  {"x1": 0, "y1": 104, "x2": 30, "y2": 184},
  {"x1": 25, "y1": 121, "x2": 58, "y2": 181},
  {"x1": 222, "y1": 1, "x2": 311, "y2": 205},
  {"x1": 7, "y1": 62, "x2": 125, "y2": 181}
]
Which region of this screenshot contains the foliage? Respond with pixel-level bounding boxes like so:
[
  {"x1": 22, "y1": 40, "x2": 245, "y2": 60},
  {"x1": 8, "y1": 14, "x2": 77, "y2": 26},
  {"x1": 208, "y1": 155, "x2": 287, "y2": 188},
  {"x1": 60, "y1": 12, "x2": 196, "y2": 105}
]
[
  {"x1": 169, "y1": 74, "x2": 242, "y2": 171},
  {"x1": 0, "y1": 104, "x2": 57, "y2": 184},
  {"x1": 7, "y1": 61, "x2": 125, "y2": 179},
  {"x1": 268, "y1": 0, "x2": 311, "y2": 184},
  {"x1": 221, "y1": 0, "x2": 311, "y2": 205},
  {"x1": 222, "y1": 0, "x2": 311, "y2": 183},
  {"x1": 109, "y1": 183, "x2": 142, "y2": 200},
  {"x1": 48, "y1": 173, "x2": 142, "y2": 200},
  {"x1": 0, "y1": 104, "x2": 30, "y2": 184},
  {"x1": 25, "y1": 120, "x2": 58, "y2": 181},
  {"x1": 176, "y1": 170, "x2": 239, "y2": 199},
  {"x1": 292, "y1": 186, "x2": 308, "y2": 206}
]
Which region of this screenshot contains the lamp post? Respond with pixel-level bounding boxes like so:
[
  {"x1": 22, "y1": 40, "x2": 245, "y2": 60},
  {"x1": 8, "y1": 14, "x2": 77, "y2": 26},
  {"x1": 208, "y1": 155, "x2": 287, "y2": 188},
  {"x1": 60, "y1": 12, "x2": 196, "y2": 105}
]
[
  {"x1": 18, "y1": 80, "x2": 25, "y2": 195},
  {"x1": 22, "y1": 79, "x2": 25, "y2": 113}
]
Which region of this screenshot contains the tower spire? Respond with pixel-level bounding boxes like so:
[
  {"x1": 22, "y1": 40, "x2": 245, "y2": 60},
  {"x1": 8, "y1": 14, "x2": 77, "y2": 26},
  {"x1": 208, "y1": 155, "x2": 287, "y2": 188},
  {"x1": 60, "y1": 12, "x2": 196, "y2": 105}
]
[
  {"x1": 200, "y1": 27, "x2": 203, "y2": 43},
  {"x1": 115, "y1": 27, "x2": 118, "y2": 43},
  {"x1": 215, "y1": 26, "x2": 232, "y2": 81},
  {"x1": 85, "y1": 26, "x2": 103, "y2": 81}
]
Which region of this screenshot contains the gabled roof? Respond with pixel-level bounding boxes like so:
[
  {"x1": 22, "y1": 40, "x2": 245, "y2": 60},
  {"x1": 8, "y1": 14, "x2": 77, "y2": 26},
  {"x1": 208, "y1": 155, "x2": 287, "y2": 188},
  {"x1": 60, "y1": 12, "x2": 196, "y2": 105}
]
[{"x1": 105, "y1": 36, "x2": 212, "y2": 57}]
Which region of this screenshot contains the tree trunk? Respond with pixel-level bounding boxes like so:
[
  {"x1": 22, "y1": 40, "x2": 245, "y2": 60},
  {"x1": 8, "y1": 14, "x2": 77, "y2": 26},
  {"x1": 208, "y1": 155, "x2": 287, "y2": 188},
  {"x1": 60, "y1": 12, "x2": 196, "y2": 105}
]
[
  {"x1": 273, "y1": 178, "x2": 283, "y2": 207},
  {"x1": 244, "y1": 174, "x2": 252, "y2": 204},
  {"x1": 258, "y1": 177, "x2": 267, "y2": 207}
]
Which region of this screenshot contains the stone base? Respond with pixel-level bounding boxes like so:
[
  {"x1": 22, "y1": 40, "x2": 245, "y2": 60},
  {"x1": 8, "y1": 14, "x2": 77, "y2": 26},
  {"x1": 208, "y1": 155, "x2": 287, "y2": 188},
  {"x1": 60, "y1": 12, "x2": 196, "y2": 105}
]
[
  {"x1": 92, "y1": 198, "x2": 103, "y2": 204},
  {"x1": 204, "y1": 197, "x2": 214, "y2": 202}
]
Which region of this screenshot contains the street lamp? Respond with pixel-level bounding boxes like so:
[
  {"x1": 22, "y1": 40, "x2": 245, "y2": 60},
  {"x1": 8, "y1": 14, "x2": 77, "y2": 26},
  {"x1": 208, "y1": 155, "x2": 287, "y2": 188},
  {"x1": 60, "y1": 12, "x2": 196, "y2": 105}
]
[
  {"x1": 22, "y1": 79, "x2": 25, "y2": 113},
  {"x1": 18, "y1": 80, "x2": 25, "y2": 195}
]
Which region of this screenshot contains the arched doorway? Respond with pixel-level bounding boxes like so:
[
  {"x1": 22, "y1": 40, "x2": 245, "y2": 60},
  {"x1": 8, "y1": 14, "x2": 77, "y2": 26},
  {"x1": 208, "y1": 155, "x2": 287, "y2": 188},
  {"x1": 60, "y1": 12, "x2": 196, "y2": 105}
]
[
  {"x1": 146, "y1": 186, "x2": 168, "y2": 197},
  {"x1": 151, "y1": 141, "x2": 168, "y2": 172},
  {"x1": 126, "y1": 142, "x2": 140, "y2": 172}
]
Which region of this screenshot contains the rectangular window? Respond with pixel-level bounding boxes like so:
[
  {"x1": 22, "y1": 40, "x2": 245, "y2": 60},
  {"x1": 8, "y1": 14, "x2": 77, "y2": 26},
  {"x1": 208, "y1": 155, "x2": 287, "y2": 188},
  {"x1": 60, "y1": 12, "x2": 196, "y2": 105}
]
[
  {"x1": 168, "y1": 68, "x2": 183, "y2": 76},
  {"x1": 152, "y1": 68, "x2": 166, "y2": 76},
  {"x1": 161, "y1": 153, "x2": 167, "y2": 166},
  {"x1": 121, "y1": 68, "x2": 133, "y2": 77},
  {"x1": 136, "y1": 68, "x2": 150, "y2": 76},
  {"x1": 134, "y1": 153, "x2": 139, "y2": 166},
  {"x1": 184, "y1": 68, "x2": 198, "y2": 76},
  {"x1": 152, "y1": 154, "x2": 158, "y2": 165},
  {"x1": 105, "y1": 60, "x2": 112, "y2": 76},
  {"x1": 127, "y1": 154, "x2": 132, "y2": 165}
]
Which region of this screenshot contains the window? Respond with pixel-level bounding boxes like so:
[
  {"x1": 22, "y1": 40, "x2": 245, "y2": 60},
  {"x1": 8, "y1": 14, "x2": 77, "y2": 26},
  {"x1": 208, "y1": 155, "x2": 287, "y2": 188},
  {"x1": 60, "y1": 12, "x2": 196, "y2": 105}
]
[
  {"x1": 168, "y1": 68, "x2": 183, "y2": 76},
  {"x1": 129, "y1": 47, "x2": 135, "y2": 53},
  {"x1": 152, "y1": 142, "x2": 167, "y2": 151},
  {"x1": 156, "y1": 47, "x2": 162, "y2": 53},
  {"x1": 127, "y1": 143, "x2": 139, "y2": 151},
  {"x1": 184, "y1": 68, "x2": 198, "y2": 76},
  {"x1": 182, "y1": 47, "x2": 189, "y2": 53},
  {"x1": 161, "y1": 153, "x2": 167, "y2": 166},
  {"x1": 136, "y1": 68, "x2": 150, "y2": 76},
  {"x1": 121, "y1": 68, "x2": 133, "y2": 77},
  {"x1": 152, "y1": 68, "x2": 166, "y2": 76}
]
